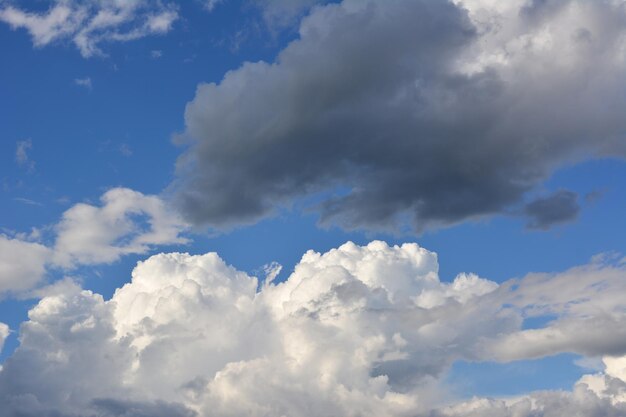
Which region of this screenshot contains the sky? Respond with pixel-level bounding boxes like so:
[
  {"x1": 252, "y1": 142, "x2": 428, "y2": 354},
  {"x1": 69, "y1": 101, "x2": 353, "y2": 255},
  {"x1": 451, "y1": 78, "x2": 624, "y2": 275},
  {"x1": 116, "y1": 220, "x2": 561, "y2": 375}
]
[{"x1": 1, "y1": 0, "x2": 626, "y2": 416}]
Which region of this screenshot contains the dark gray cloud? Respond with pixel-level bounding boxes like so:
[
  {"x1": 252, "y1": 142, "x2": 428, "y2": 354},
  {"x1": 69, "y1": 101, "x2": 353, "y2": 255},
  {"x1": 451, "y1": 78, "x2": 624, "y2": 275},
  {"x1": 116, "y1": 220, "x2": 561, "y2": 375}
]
[
  {"x1": 524, "y1": 190, "x2": 580, "y2": 230},
  {"x1": 171, "y1": 0, "x2": 626, "y2": 233}
]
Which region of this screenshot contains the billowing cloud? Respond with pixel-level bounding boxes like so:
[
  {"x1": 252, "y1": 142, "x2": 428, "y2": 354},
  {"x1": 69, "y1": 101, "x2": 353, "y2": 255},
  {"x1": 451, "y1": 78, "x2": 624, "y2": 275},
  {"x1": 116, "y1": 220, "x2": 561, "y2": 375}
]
[
  {"x1": 1, "y1": 241, "x2": 626, "y2": 416},
  {"x1": 0, "y1": 0, "x2": 178, "y2": 57},
  {"x1": 172, "y1": 0, "x2": 626, "y2": 233},
  {"x1": 0, "y1": 188, "x2": 188, "y2": 295}
]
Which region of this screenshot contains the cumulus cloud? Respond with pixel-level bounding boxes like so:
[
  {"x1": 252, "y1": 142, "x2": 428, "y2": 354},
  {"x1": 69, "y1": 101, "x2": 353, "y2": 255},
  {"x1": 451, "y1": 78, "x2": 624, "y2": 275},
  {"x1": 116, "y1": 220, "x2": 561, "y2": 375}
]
[
  {"x1": 52, "y1": 188, "x2": 188, "y2": 267},
  {"x1": 1, "y1": 241, "x2": 626, "y2": 416},
  {"x1": 0, "y1": 236, "x2": 51, "y2": 295},
  {"x1": 0, "y1": 188, "x2": 188, "y2": 296},
  {"x1": 172, "y1": 0, "x2": 626, "y2": 233},
  {"x1": 0, "y1": 1, "x2": 178, "y2": 57}
]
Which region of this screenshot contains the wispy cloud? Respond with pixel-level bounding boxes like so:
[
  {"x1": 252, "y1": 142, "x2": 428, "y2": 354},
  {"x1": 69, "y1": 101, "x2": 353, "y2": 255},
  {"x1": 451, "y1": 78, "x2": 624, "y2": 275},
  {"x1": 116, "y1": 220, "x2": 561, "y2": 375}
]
[
  {"x1": 119, "y1": 143, "x2": 133, "y2": 157},
  {"x1": 74, "y1": 76, "x2": 92, "y2": 90},
  {"x1": 15, "y1": 139, "x2": 35, "y2": 172},
  {"x1": 0, "y1": 1, "x2": 179, "y2": 57},
  {"x1": 13, "y1": 197, "x2": 42, "y2": 206}
]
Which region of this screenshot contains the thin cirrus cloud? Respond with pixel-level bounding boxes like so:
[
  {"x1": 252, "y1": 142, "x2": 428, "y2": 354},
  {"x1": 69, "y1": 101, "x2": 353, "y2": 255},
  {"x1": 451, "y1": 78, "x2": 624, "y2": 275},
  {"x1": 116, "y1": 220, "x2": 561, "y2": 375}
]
[
  {"x1": 171, "y1": 0, "x2": 626, "y2": 233},
  {"x1": 0, "y1": 188, "x2": 188, "y2": 296},
  {"x1": 0, "y1": 0, "x2": 179, "y2": 57},
  {"x1": 1, "y1": 241, "x2": 626, "y2": 416}
]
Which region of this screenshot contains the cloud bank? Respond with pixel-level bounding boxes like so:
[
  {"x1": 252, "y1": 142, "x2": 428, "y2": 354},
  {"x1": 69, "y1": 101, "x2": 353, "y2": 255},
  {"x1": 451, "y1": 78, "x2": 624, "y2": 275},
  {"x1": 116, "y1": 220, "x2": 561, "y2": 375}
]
[
  {"x1": 1, "y1": 241, "x2": 626, "y2": 416},
  {"x1": 0, "y1": 0, "x2": 178, "y2": 57},
  {"x1": 0, "y1": 188, "x2": 188, "y2": 296},
  {"x1": 173, "y1": 0, "x2": 626, "y2": 232}
]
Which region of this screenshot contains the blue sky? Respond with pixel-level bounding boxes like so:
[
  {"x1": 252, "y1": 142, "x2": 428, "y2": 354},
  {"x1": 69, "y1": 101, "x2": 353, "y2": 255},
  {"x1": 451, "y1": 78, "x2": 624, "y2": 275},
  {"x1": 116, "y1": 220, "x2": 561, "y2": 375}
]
[{"x1": 1, "y1": 1, "x2": 626, "y2": 416}]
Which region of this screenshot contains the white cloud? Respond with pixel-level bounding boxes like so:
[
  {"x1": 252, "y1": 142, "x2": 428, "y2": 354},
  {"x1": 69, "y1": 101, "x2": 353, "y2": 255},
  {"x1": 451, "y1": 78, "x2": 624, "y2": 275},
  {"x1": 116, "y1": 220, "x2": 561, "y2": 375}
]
[
  {"x1": 0, "y1": 323, "x2": 9, "y2": 356},
  {"x1": 0, "y1": 236, "x2": 51, "y2": 295},
  {"x1": 0, "y1": 188, "x2": 188, "y2": 296},
  {"x1": 15, "y1": 139, "x2": 34, "y2": 172},
  {"x1": 74, "y1": 76, "x2": 92, "y2": 90},
  {"x1": 0, "y1": 1, "x2": 179, "y2": 57},
  {"x1": 52, "y1": 188, "x2": 189, "y2": 268},
  {"x1": 119, "y1": 143, "x2": 133, "y2": 157},
  {"x1": 482, "y1": 260, "x2": 626, "y2": 361},
  {"x1": 200, "y1": 0, "x2": 224, "y2": 12},
  {"x1": 1, "y1": 241, "x2": 626, "y2": 416}
]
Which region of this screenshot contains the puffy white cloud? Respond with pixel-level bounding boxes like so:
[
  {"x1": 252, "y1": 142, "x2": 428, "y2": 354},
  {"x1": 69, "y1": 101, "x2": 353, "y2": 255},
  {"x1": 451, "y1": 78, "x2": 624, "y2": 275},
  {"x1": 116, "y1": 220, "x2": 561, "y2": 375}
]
[
  {"x1": 0, "y1": 188, "x2": 188, "y2": 296},
  {"x1": 174, "y1": 0, "x2": 626, "y2": 232},
  {"x1": 1, "y1": 241, "x2": 626, "y2": 416},
  {"x1": 0, "y1": 236, "x2": 51, "y2": 295},
  {"x1": 0, "y1": 0, "x2": 178, "y2": 57},
  {"x1": 52, "y1": 188, "x2": 189, "y2": 268}
]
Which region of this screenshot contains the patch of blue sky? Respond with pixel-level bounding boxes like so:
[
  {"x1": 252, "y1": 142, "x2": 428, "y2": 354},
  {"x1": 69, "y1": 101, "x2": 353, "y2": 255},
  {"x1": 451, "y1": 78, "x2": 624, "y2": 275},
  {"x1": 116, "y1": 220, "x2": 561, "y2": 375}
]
[{"x1": 447, "y1": 353, "x2": 588, "y2": 399}]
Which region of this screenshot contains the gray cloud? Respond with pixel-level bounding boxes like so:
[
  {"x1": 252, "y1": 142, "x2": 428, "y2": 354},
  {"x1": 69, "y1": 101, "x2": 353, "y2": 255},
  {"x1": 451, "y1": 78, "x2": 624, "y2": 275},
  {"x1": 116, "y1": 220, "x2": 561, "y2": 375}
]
[
  {"x1": 172, "y1": 0, "x2": 626, "y2": 233},
  {"x1": 524, "y1": 190, "x2": 580, "y2": 230}
]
